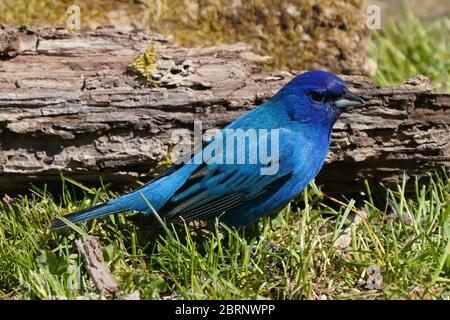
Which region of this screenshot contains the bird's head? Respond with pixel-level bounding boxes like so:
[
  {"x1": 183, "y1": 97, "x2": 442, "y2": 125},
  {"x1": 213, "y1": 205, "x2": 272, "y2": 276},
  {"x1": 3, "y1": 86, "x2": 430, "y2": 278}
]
[{"x1": 272, "y1": 70, "x2": 365, "y2": 125}]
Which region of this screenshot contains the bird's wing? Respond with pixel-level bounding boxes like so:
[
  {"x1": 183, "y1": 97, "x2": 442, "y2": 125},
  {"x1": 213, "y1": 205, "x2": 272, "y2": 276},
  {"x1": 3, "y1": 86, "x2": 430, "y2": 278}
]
[
  {"x1": 160, "y1": 162, "x2": 293, "y2": 222},
  {"x1": 159, "y1": 129, "x2": 294, "y2": 222},
  {"x1": 134, "y1": 139, "x2": 211, "y2": 192}
]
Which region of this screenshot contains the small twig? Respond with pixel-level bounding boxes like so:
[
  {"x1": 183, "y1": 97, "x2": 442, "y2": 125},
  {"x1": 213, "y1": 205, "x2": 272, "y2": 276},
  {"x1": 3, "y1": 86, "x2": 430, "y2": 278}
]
[{"x1": 75, "y1": 236, "x2": 120, "y2": 298}]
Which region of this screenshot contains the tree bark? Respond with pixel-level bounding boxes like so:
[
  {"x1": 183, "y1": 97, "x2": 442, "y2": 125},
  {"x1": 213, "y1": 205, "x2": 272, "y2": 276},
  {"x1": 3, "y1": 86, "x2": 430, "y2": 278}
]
[
  {"x1": 75, "y1": 236, "x2": 120, "y2": 298},
  {"x1": 0, "y1": 25, "x2": 449, "y2": 194}
]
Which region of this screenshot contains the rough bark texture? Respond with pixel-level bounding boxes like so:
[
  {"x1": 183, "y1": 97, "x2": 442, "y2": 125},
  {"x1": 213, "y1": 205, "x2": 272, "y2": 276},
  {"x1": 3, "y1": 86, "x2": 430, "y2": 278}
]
[
  {"x1": 75, "y1": 236, "x2": 120, "y2": 298},
  {"x1": 0, "y1": 25, "x2": 449, "y2": 194}
]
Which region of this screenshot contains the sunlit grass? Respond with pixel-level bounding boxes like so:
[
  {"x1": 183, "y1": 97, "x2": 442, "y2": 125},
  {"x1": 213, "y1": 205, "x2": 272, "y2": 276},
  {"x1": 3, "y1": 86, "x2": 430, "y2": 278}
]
[
  {"x1": 368, "y1": 9, "x2": 450, "y2": 91},
  {"x1": 1, "y1": 173, "x2": 449, "y2": 299}
]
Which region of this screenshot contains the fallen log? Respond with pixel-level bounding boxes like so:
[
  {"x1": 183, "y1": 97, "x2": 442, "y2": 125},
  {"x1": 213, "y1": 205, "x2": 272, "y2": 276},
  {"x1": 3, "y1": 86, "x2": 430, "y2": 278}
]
[{"x1": 0, "y1": 25, "x2": 449, "y2": 194}]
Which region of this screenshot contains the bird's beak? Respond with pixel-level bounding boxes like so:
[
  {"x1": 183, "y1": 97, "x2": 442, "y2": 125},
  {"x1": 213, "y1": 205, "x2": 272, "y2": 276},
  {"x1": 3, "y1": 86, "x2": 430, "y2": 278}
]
[{"x1": 334, "y1": 88, "x2": 365, "y2": 109}]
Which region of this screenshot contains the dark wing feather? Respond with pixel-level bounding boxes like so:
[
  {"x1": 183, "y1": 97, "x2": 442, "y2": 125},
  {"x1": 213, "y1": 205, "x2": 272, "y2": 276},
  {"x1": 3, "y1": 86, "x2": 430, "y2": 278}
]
[{"x1": 160, "y1": 164, "x2": 292, "y2": 222}]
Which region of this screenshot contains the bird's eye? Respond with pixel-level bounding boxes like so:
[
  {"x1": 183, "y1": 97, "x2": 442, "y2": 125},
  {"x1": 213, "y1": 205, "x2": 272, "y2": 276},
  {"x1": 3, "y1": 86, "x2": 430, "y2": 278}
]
[{"x1": 309, "y1": 91, "x2": 326, "y2": 104}]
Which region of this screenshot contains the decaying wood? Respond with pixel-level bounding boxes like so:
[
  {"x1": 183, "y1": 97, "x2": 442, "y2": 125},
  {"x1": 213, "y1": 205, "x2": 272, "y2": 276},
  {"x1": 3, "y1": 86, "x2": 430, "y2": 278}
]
[
  {"x1": 75, "y1": 236, "x2": 120, "y2": 298},
  {"x1": 0, "y1": 25, "x2": 449, "y2": 194}
]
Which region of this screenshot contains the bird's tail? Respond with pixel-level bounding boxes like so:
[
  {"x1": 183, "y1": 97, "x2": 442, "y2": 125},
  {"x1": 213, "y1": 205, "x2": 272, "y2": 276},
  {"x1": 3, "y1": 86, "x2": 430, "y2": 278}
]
[{"x1": 50, "y1": 195, "x2": 136, "y2": 230}]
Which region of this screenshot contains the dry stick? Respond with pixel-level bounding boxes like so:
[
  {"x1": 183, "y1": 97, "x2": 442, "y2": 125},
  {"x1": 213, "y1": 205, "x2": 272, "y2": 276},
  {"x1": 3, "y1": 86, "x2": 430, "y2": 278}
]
[{"x1": 75, "y1": 236, "x2": 120, "y2": 298}]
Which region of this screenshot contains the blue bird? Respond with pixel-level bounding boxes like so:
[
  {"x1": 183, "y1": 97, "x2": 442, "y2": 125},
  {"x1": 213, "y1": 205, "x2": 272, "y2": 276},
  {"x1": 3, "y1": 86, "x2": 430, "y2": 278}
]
[{"x1": 51, "y1": 70, "x2": 364, "y2": 230}]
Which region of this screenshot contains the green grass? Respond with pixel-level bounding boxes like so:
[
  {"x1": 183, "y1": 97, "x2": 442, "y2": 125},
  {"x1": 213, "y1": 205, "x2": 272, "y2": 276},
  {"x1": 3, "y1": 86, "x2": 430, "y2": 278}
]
[
  {"x1": 0, "y1": 0, "x2": 449, "y2": 301},
  {"x1": 368, "y1": 9, "x2": 450, "y2": 91},
  {"x1": 1, "y1": 173, "x2": 449, "y2": 300}
]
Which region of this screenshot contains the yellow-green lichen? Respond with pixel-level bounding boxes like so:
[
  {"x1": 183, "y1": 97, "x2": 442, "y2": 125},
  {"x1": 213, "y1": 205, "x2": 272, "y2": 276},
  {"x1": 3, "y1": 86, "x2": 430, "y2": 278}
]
[
  {"x1": 128, "y1": 44, "x2": 159, "y2": 86},
  {"x1": 157, "y1": 144, "x2": 175, "y2": 169}
]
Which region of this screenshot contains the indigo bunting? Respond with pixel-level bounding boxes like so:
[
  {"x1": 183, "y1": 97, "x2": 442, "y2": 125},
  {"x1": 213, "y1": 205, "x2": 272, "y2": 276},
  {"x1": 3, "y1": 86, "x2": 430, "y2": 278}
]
[{"x1": 51, "y1": 70, "x2": 364, "y2": 229}]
